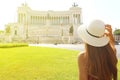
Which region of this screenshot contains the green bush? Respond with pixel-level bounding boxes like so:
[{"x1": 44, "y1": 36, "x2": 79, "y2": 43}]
[{"x1": 0, "y1": 43, "x2": 28, "y2": 48}]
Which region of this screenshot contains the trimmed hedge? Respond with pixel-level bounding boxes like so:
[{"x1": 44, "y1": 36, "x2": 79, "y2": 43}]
[{"x1": 0, "y1": 43, "x2": 28, "y2": 48}]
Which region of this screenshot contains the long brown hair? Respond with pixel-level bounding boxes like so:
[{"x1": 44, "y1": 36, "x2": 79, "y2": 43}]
[{"x1": 85, "y1": 43, "x2": 117, "y2": 80}]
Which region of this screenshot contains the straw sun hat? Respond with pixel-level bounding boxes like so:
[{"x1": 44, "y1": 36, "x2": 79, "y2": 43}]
[{"x1": 77, "y1": 20, "x2": 109, "y2": 47}]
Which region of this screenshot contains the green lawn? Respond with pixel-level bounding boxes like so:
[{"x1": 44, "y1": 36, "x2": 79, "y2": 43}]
[
  {"x1": 0, "y1": 46, "x2": 119, "y2": 80},
  {"x1": 0, "y1": 47, "x2": 79, "y2": 80}
]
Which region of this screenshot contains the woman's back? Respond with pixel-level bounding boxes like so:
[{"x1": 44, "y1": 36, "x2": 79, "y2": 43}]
[
  {"x1": 78, "y1": 44, "x2": 117, "y2": 80},
  {"x1": 86, "y1": 44, "x2": 117, "y2": 80},
  {"x1": 78, "y1": 52, "x2": 98, "y2": 80}
]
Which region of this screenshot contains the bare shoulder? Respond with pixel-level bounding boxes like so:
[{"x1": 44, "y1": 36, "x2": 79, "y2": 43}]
[
  {"x1": 78, "y1": 51, "x2": 86, "y2": 62},
  {"x1": 78, "y1": 51, "x2": 87, "y2": 80}
]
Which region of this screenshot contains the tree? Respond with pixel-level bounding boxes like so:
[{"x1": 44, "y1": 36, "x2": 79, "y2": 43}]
[
  {"x1": 6, "y1": 26, "x2": 10, "y2": 33},
  {"x1": 113, "y1": 29, "x2": 120, "y2": 35},
  {"x1": 69, "y1": 25, "x2": 74, "y2": 36}
]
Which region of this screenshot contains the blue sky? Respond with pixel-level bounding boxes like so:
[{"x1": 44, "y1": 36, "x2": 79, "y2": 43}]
[{"x1": 0, "y1": 0, "x2": 120, "y2": 30}]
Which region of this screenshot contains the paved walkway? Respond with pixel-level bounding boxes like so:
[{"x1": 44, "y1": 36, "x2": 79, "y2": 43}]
[
  {"x1": 29, "y1": 44, "x2": 84, "y2": 51},
  {"x1": 29, "y1": 44, "x2": 120, "y2": 58}
]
